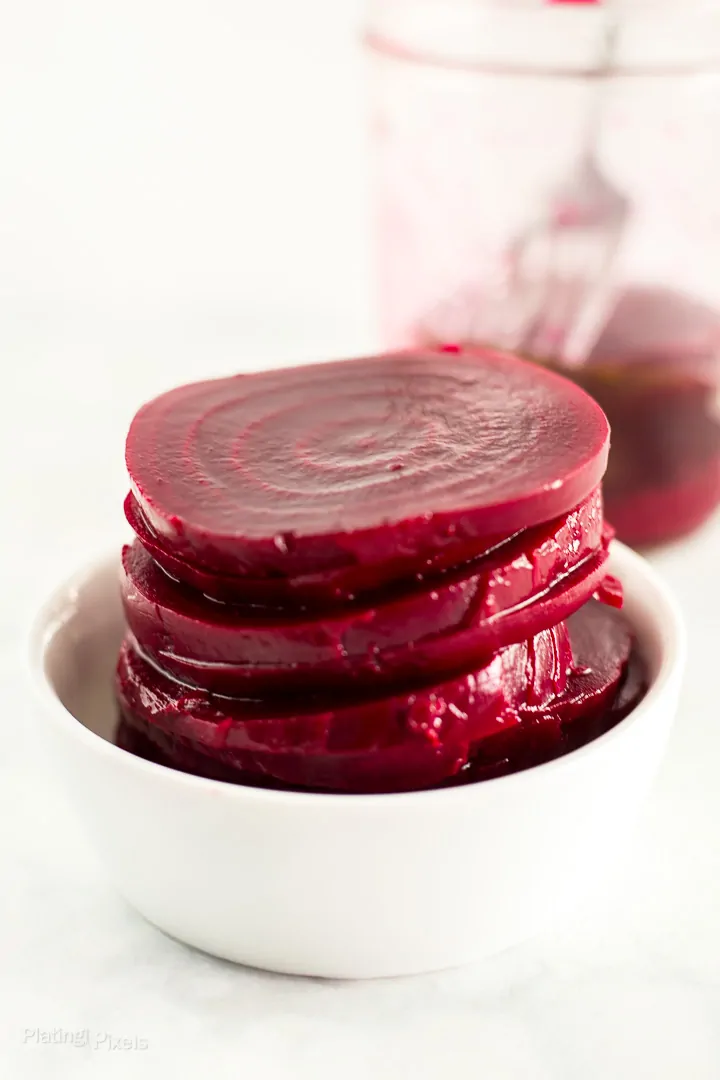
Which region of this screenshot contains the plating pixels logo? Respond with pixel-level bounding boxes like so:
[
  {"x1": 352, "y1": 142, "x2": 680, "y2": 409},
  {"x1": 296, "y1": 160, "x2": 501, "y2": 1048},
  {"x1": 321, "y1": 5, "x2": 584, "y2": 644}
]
[{"x1": 23, "y1": 1028, "x2": 149, "y2": 1051}]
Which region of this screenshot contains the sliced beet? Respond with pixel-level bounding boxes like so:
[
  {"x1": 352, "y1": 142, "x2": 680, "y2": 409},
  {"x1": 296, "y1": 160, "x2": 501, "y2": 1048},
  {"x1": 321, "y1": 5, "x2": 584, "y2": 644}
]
[
  {"x1": 122, "y1": 490, "x2": 609, "y2": 696},
  {"x1": 114, "y1": 713, "x2": 475, "y2": 794},
  {"x1": 554, "y1": 598, "x2": 637, "y2": 740},
  {"x1": 115, "y1": 624, "x2": 572, "y2": 793},
  {"x1": 115, "y1": 603, "x2": 646, "y2": 794},
  {"x1": 115, "y1": 714, "x2": 272, "y2": 788},
  {"x1": 453, "y1": 600, "x2": 638, "y2": 783},
  {"x1": 126, "y1": 351, "x2": 609, "y2": 579},
  {"x1": 482, "y1": 600, "x2": 634, "y2": 761},
  {"x1": 607, "y1": 646, "x2": 648, "y2": 723},
  {"x1": 126, "y1": 491, "x2": 511, "y2": 609}
]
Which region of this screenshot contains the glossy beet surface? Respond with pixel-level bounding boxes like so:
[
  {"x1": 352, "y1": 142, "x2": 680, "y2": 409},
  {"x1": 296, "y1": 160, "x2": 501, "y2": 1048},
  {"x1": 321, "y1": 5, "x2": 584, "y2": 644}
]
[
  {"x1": 122, "y1": 490, "x2": 609, "y2": 695},
  {"x1": 117, "y1": 351, "x2": 638, "y2": 794},
  {"x1": 416, "y1": 600, "x2": 644, "y2": 785},
  {"x1": 126, "y1": 491, "x2": 525, "y2": 608},
  {"x1": 557, "y1": 598, "x2": 637, "y2": 728},
  {"x1": 116, "y1": 624, "x2": 572, "y2": 793},
  {"x1": 126, "y1": 351, "x2": 609, "y2": 579},
  {"x1": 115, "y1": 604, "x2": 643, "y2": 793}
]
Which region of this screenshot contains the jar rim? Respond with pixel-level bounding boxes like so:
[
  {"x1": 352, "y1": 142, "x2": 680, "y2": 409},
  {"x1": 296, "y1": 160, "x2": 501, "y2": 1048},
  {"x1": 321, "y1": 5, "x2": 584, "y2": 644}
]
[{"x1": 365, "y1": 3, "x2": 720, "y2": 77}]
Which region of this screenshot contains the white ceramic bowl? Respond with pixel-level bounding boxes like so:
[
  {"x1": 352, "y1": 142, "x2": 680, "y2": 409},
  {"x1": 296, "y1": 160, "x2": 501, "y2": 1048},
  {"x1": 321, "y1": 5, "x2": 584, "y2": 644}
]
[{"x1": 30, "y1": 542, "x2": 684, "y2": 979}]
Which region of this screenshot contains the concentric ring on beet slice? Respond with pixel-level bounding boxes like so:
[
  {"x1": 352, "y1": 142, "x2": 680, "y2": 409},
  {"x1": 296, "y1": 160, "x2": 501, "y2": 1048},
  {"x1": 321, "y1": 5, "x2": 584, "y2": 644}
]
[
  {"x1": 115, "y1": 624, "x2": 571, "y2": 793},
  {"x1": 122, "y1": 490, "x2": 609, "y2": 696},
  {"x1": 126, "y1": 350, "x2": 609, "y2": 579}
]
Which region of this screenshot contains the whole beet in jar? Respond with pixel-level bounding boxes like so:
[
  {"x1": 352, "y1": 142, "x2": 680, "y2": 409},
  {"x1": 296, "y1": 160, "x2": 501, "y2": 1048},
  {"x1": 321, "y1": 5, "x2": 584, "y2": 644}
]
[{"x1": 368, "y1": 0, "x2": 720, "y2": 547}]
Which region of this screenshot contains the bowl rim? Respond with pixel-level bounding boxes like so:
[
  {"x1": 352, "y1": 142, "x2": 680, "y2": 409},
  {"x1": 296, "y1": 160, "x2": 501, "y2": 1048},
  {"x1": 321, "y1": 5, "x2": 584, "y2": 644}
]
[{"x1": 28, "y1": 540, "x2": 685, "y2": 808}]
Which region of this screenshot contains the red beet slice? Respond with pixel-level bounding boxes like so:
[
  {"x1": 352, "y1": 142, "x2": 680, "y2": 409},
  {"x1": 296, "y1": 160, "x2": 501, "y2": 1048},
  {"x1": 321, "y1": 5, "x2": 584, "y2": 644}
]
[
  {"x1": 115, "y1": 624, "x2": 572, "y2": 793},
  {"x1": 114, "y1": 713, "x2": 474, "y2": 793},
  {"x1": 606, "y1": 646, "x2": 648, "y2": 724},
  {"x1": 115, "y1": 716, "x2": 297, "y2": 790},
  {"x1": 125, "y1": 491, "x2": 513, "y2": 608},
  {"x1": 554, "y1": 598, "x2": 637, "y2": 733},
  {"x1": 122, "y1": 491, "x2": 609, "y2": 695},
  {"x1": 116, "y1": 642, "x2": 646, "y2": 793},
  {"x1": 115, "y1": 602, "x2": 645, "y2": 793},
  {"x1": 454, "y1": 600, "x2": 638, "y2": 782},
  {"x1": 126, "y1": 351, "x2": 609, "y2": 579}
]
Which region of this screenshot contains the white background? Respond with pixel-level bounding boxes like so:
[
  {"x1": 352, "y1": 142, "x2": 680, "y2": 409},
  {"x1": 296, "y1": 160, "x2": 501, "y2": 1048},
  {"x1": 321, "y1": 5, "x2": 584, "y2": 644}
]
[
  {"x1": 2, "y1": 3, "x2": 720, "y2": 1079},
  {"x1": 1, "y1": 0, "x2": 373, "y2": 609}
]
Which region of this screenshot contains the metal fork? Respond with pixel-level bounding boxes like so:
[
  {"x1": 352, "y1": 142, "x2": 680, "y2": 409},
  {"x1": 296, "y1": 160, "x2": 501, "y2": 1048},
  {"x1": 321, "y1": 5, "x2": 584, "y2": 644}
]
[{"x1": 501, "y1": 21, "x2": 631, "y2": 365}]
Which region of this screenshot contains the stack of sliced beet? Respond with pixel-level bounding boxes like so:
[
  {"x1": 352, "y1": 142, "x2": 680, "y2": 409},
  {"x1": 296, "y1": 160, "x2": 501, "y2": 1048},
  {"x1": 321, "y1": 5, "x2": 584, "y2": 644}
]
[{"x1": 116, "y1": 350, "x2": 646, "y2": 793}]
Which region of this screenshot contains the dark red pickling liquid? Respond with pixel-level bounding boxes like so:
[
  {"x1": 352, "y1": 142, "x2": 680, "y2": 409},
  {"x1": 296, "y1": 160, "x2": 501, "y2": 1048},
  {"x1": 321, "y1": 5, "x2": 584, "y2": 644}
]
[
  {"x1": 564, "y1": 363, "x2": 720, "y2": 548},
  {"x1": 537, "y1": 288, "x2": 720, "y2": 547}
]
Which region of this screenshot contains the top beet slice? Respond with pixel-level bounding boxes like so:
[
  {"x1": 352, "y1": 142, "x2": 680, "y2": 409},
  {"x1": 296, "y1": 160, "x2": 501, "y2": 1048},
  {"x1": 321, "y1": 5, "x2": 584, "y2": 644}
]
[{"x1": 126, "y1": 351, "x2": 609, "y2": 578}]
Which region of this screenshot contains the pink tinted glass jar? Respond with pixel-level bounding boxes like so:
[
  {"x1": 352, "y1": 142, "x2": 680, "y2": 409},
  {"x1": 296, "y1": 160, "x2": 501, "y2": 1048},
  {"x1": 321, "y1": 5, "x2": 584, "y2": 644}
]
[{"x1": 368, "y1": 0, "x2": 720, "y2": 548}]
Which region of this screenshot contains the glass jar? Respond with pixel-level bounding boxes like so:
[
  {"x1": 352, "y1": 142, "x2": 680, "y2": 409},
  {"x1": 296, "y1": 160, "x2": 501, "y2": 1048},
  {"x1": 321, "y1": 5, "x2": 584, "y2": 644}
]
[{"x1": 368, "y1": 0, "x2": 720, "y2": 548}]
